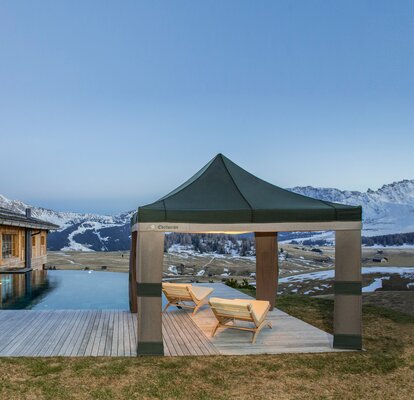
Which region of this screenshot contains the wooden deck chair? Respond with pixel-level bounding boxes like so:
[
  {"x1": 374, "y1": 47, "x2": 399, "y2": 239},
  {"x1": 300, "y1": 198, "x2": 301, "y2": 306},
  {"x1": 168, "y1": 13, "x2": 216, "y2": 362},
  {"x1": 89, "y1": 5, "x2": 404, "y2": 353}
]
[
  {"x1": 209, "y1": 297, "x2": 272, "y2": 343},
  {"x1": 162, "y1": 283, "x2": 214, "y2": 316}
]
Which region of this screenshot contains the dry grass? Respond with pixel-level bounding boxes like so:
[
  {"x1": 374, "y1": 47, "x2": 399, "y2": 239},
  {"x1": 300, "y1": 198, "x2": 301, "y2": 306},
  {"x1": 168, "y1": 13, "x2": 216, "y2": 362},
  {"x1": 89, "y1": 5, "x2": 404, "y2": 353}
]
[
  {"x1": 362, "y1": 291, "x2": 414, "y2": 316},
  {"x1": 1, "y1": 296, "x2": 413, "y2": 400},
  {"x1": 46, "y1": 246, "x2": 414, "y2": 279}
]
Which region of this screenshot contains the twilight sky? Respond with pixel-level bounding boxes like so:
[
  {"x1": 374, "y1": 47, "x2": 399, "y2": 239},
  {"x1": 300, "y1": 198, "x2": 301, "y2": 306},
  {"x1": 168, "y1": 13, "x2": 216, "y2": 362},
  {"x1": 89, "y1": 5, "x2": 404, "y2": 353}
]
[{"x1": 0, "y1": 1, "x2": 413, "y2": 214}]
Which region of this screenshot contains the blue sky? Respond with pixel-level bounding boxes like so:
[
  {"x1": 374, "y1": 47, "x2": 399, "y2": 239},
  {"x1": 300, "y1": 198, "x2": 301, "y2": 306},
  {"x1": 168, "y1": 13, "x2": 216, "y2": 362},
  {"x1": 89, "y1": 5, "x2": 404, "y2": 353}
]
[{"x1": 0, "y1": 1, "x2": 413, "y2": 214}]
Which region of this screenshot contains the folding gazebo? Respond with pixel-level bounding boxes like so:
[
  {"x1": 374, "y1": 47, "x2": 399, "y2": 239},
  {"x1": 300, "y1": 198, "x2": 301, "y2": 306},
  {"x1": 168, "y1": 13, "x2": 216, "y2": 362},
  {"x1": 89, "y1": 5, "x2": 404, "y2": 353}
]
[{"x1": 129, "y1": 154, "x2": 362, "y2": 355}]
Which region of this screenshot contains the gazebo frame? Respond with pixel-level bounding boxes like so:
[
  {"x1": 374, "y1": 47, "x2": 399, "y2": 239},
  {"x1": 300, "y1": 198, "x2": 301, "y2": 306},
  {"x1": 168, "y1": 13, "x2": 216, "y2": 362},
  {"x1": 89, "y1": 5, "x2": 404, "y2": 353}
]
[{"x1": 129, "y1": 154, "x2": 362, "y2": 355}]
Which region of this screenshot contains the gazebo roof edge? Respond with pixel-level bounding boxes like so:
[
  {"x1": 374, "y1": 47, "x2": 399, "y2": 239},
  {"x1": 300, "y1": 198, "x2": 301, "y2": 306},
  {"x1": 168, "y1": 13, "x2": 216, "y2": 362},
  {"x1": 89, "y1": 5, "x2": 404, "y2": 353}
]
[{"x1": 131, "y1": 154, "x2": 362, "y2": 226}]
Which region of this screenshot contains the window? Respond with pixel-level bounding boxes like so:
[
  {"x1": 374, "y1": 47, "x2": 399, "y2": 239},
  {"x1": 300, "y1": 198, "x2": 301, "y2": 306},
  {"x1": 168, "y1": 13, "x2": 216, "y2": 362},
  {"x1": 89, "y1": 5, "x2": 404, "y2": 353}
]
[
  {"x1": 41, "y1": 236, "x2": 45, "y2": 246},
  {"x1": 32, "y1": 236, "x2": 36, "y2": 246},
  {"x1": 2, "y1": 234, "x2": 13, "y2": 258}
]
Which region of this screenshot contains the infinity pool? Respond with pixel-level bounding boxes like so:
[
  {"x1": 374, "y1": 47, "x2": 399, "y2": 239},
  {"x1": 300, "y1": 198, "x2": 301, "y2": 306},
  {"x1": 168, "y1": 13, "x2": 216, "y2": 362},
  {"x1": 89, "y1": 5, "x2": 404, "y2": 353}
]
[{"x1": 0, "y1": 270, "x2": 129, "y2": 310}]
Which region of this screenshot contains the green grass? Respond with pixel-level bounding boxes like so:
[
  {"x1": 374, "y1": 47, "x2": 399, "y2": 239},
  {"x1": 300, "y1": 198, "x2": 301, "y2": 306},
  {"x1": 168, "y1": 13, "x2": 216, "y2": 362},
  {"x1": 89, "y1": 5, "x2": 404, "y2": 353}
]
[{"x1": 1, "y1": 296, "x2": 413, "y2": 400}]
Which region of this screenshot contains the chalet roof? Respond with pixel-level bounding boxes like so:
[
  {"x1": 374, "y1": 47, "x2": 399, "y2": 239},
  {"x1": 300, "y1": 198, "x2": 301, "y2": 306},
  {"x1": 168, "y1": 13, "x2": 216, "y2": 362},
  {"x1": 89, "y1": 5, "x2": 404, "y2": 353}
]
[
  {"x1": 0, "y1": 207, "x2": 59, "y2": 230},
  {"x1": 132, "y1": 154, "x2": 362, "y2": 225}
]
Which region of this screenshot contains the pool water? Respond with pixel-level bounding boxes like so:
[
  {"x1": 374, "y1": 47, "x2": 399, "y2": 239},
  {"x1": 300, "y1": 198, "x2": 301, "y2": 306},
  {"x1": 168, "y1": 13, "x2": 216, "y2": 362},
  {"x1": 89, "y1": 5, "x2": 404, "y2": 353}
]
[{"x1": 0, "y1": 270, "x2": 129, "y2": 310}]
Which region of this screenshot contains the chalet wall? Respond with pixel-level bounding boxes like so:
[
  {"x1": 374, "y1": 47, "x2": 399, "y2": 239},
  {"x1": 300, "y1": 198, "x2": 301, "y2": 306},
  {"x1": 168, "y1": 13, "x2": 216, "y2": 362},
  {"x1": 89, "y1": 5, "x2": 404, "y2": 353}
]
[{"x1": 0, "y1": 226, "x2": 48, "y2": 270}]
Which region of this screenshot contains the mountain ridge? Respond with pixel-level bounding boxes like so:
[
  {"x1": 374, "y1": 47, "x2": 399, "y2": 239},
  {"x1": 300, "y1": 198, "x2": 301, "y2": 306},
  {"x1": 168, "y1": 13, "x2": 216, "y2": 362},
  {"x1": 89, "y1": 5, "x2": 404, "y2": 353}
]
[{"x1": 1, "y1": 178, "x2": 413, "y2": 251}]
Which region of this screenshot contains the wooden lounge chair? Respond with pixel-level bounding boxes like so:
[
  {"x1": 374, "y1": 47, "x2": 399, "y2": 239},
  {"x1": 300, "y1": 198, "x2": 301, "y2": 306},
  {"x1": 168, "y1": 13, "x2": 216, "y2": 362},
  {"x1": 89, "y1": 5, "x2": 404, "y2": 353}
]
[
  {"x1": 209, "y1": 297, "x2": 272, "y2": 343},
  {"x1": 162, "y1": 283, "x2": 214, "y2": 315}
]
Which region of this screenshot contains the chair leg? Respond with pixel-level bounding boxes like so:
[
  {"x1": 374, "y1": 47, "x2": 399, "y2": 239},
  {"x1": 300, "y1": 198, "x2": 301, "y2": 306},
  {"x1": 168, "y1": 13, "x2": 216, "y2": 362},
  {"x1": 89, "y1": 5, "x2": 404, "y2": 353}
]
[
  {"x1": 252, "y1": 329, "x2": 259, "y2": 344},
  {"x1": 192, "y1": 298, "x2": 208, "y2": 315},
  {"x1": 252, "y1": 321, "x2": 268, "y2": 344},
  {"x1": 192, "y1": 302, "x2": 202, "y2": 316},
  {"x1": 162, "y1": 301, "x2": 171, "y2": 313},
  {"x1": 211, "y1": 321, "x2": 220, "y2": 337}
]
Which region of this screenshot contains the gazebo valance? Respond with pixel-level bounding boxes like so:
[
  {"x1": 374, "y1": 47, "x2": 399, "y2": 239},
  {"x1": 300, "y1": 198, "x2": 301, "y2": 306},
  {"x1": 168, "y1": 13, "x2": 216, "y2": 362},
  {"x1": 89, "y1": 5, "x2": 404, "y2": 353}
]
[{"x1": 132, "y1": 154, "x2": 361, "y2": 225}]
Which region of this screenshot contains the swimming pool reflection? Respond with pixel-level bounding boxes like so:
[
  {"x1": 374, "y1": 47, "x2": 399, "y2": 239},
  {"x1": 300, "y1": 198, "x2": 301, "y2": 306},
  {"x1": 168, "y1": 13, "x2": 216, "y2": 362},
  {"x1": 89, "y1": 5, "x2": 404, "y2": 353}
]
[
  {"x1": 0, "y1": 270, "x2": 55, "y2": 309},
  {"x1": 0, "y1": 270, "x2": 129, "y2": 310}
]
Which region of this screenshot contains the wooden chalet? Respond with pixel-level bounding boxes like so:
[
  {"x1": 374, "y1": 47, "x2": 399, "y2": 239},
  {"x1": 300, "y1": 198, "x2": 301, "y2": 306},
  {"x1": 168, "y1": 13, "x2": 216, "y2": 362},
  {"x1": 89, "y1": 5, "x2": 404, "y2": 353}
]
[{"x1": 0, "y1": 207, "x2": 59, "y2": 271}]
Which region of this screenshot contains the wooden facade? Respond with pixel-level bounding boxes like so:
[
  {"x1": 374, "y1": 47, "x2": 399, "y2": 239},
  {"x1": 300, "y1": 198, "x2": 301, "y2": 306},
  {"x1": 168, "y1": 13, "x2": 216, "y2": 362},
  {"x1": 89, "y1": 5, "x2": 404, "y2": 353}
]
[
  {"x1": 0, "y1": 208, "x2": 58, "y2": 271},
  {"x1": 0, "y1": 226, "x2": 48, "y2": 270}
]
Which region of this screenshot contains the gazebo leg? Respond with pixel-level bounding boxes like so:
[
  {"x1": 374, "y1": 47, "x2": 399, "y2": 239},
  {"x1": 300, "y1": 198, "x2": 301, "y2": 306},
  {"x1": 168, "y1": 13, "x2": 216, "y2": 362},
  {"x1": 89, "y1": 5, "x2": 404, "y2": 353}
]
[
  {"x1": 333, "y1": 230, "x2": 362, "y2": 350},
  {"x1": 136, "y1": 231, "x2": 165, "y2": 356},
  {"x1": 255, "y1": 232, "x2": 278, "y2": 310},
  {"x1": 129, "y1": 231, "x2": 138, "y2": 313}
]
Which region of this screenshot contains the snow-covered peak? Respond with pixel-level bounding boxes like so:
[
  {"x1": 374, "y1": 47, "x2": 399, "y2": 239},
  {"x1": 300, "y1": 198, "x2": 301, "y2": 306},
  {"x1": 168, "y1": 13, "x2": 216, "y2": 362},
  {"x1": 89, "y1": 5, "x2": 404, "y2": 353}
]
[
  {"x1": 1, "y1": 178, "x2": 414, "y2": 251},
  {"x1": 290, "y1": 179, "x2": 414, "y2": 236},
  {"x1": 290, "y1": 179, "x2": 414, "y2": 206}
]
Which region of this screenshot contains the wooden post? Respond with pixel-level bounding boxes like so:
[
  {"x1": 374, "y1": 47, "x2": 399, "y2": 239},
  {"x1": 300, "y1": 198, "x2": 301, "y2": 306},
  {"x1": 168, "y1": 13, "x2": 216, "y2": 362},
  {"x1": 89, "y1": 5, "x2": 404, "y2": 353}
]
[
  {"x1": 136, "y1": 230, "x2": 164, "y2": 356},
  {"x1": 24, "y1": 228, "x2": 32, "y2": 269},
  {"x1": 129, "y1": 231, "x2": 138, "y2": 313},
  {"x1": 255, "y1": 232, "x2": 278, "y2": 310},
  {"x1": 333, "y1": 230, "x2": 362, "y2": 349}
]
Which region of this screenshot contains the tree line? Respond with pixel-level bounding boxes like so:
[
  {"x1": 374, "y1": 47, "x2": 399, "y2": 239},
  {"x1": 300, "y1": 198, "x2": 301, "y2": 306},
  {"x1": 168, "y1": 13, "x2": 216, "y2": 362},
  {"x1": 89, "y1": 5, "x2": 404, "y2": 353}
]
[
  {"x1": 362, "y1": 232, "x2": 414, "y2": 246},
  {"x1": 164, "y1": 233, "x2": 255, "y2": 256}
]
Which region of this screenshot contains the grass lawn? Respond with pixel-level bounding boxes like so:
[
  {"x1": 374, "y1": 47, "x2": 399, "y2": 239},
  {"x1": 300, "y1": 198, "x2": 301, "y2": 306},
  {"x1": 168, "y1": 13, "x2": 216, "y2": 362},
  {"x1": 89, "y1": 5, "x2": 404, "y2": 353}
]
[{"x1": 0, "y1": 295, "x2": 413, "y2": 400}]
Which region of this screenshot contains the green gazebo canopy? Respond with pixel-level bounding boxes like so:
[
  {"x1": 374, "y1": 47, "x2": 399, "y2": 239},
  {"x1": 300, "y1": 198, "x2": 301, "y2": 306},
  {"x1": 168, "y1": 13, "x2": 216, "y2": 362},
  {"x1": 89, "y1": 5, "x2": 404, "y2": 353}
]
[{"x1": 132, "y1": 154, "x2": 361, "y2": 224}]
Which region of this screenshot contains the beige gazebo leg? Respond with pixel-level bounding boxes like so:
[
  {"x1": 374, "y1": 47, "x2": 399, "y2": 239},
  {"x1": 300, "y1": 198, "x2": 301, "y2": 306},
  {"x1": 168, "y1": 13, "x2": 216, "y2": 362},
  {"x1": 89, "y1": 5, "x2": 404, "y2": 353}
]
[
  {"x1": 129, "y1": 231, "x2": 138, "y2": 313},
  {"x1": 136, "y1": 230, "x2": 165, "y2": 356},
  {"x1": 255, "y1": 232, "x2": 279, "y2": 310},
  {"x1": 333, "y1": 230, "x2": 362, "y2": 350}
]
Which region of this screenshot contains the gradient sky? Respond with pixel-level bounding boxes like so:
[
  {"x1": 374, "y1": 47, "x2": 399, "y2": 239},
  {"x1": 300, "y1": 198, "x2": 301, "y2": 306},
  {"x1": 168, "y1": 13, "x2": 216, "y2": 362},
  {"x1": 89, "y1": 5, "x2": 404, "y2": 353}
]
[{"x1": 1, "y1": 1, "x2": 413, "y2": 214}]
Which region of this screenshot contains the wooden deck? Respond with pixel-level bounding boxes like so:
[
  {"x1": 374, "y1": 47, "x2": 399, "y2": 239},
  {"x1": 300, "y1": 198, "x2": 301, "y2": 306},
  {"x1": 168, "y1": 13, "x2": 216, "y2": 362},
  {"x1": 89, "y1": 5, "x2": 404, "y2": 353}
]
[
  {"x1": 191, "y1": 283, "x2": 343, "y2": 355},
  {"x1": 0, "y1": 309, "x2": 216, "y2": 357},
  {"x1": 0, "y1": 284, "x2": 346, "y2": 357}
]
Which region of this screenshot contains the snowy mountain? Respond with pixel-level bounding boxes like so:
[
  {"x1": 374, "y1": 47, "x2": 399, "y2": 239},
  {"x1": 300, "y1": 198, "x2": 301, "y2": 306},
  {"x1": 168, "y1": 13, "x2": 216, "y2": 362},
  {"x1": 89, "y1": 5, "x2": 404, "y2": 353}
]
[
  {"x1": 1, "y1": 178, "x2": 414, "y2": 251},
  {"x1": 290, "y1": 179, "x2": 414, "y2": 236},
  {"x1": 0, "y1": 194, "x2": 133, "y2": 251}
]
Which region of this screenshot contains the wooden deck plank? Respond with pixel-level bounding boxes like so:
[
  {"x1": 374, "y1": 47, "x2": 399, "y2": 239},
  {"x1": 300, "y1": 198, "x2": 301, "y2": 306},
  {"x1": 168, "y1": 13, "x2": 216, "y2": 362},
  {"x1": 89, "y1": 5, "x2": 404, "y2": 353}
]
[
  {"x1": 104, "y1": 311, "x2": 114, "y2": 356},
  {"x1": 32, "y1": 311, "x2": 66, "y2": 356},
  {"x1": 88, "y1": 310, "x2": 104, "y2": 356},
  {"x1": 78, "y1": 310, "x2": 100, "y2": 356},
  {"x1": 0, "y1": 311, "x2": 40, "y2": 354},
  {"x1": 161, "y1": 314, "x2": 185, "y2": 356},
  {"x1": 127, "y1": 312, "x2": 136, "y2": 356},
  {"x1": 125, "y1": 312, "x2": 132, "y2": 356},
  {"x1": 69, "y1": 310, "x2": 92, "y2": 356},
  {"x1": 62, "y1": 310, "x2": 85, "y2": 355},
  {"x1": 165, "y1": 313, "x2": 193, "y2": 356},
  {"x1": 121, "y1": 312, "x2": 130, "y2": 356},
  {"x1": 162, "y1": 325, "x2": 172, "y2": 357},
  {"x1": 18, "y1": 312, "x2": 60, "y2": 356},
  {"x1": 96, "y1": 311, "x2": 110, "y2": 356},
  {"x1": 112, "y1": 310, "x2": 120, "y2": 356},
  {"x1": 168, "y1": 312, "x2": 206, "y2": 356},
  {"x1": 0, "y1": 311, "x2": 26, "y2": 338},
  {"x1": 129, "y1": 312, "x2": 136, "y2": 356},
  {"x1": 0, "y1": 311, "x2": 27, "y2": 351},
  {"x1": 0, "y1": 283, "x2": 348, "y2": 357},
  {"x1": 7, "y1": 311, "x2": 52, "y2": 356},
  {"x1": 175, "y1": 312, "x2": 218, "y2": 356},
  {"x1": 49, "y1": 311, "x2": 81, "y2": 356},
  {"x1": 180, "y1": 313, "x2": 217, "y2": 355},
  {"x1": 103, "y1": 311, "x2": 112, "y2": 355},
  {"x1": 175, "y1": 314, "x2": 205, "y2": 356},
  {"x1": 41, "y1": 311, "x2": 69, "y2": 356},
  {"x1": 117, "y1": 310, "x2": 125, "y2": 356}
]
